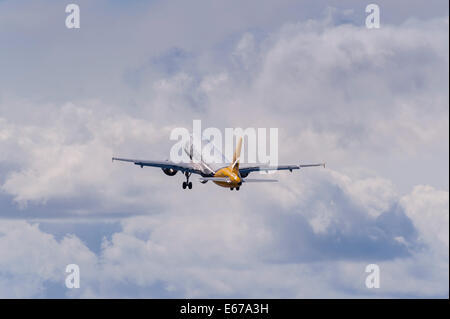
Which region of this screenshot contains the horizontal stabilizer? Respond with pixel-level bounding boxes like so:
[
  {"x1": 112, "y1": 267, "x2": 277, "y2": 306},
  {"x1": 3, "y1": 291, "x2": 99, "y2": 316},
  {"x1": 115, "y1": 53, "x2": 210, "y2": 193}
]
[
  {"x1": 199, "y1": 177, "x2": 231, "y2": 183},
  {"x1": 299, "y1": 163, "x2": 326, "y2": 168},
  {"x1": 242, "y1": 178, "x2": 278, "y2": 183}
]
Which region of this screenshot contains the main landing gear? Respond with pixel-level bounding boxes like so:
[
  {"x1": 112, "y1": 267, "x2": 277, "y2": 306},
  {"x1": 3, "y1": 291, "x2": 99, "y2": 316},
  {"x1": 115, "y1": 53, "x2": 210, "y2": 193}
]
[
  {"x1": 230, "y1": 187, "x2": 240, "y2": 191},
  {"x1": 182, "y1": 172, "x2": 192, "y2": 190}
]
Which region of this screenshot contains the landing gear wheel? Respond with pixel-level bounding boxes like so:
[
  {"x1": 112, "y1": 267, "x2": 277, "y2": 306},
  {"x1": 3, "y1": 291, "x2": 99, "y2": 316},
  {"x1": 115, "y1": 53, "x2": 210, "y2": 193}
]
[
  {"x1": 182, "y1": 172, "x2": 192, "y2": 190},
  {"x1": 236, "y1": 187, "x2": 240, "y2": 191},
  {"x1": 230, "y1": 188, "x2": 234, "y2": 191}
]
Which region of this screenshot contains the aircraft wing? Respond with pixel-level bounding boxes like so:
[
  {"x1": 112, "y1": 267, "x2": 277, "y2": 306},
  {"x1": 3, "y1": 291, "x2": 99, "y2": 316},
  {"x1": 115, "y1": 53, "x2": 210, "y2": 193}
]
[
  {"x1": 112, "y1": 157, "x2": 203, "y2": 175},
  {"x1": 239, "y1": 163, "x2": 325, "y2": 176}
]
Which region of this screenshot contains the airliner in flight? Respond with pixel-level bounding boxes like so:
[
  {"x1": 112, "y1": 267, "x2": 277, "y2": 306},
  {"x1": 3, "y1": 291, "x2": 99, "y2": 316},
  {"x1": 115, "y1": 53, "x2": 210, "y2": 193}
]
[{"x1": 112, "y1": 136, "x2": 325, "y2": 190}]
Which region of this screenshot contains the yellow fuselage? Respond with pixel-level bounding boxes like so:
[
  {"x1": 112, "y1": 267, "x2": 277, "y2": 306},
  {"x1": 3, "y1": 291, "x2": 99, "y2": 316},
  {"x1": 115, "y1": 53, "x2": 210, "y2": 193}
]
[{"x1": 213, "y1": 166, "x2": 241, "y2": 188}]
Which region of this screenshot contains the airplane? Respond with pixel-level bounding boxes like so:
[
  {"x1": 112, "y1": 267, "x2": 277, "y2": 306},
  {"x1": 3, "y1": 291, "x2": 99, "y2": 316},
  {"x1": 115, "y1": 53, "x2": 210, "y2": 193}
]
[{"x1": 112, "y1": 136, "x2": 325, "y2": 190}]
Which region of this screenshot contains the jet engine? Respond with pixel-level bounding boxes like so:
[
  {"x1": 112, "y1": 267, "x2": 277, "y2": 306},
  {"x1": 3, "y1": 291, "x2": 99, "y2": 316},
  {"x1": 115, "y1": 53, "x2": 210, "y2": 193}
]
[{"x1": 162, "y1": 168, "x2": 178, "y2": 176}]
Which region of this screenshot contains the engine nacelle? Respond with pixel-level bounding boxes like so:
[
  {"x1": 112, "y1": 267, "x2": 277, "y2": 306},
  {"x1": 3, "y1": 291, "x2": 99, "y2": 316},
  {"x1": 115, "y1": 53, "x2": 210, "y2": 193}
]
[
  {"x1": 240, "y1": 172, "x2": 249, "y2": 178},
  {"x1": 162, "y1": 168, "x2": 178, "y2": 176}
]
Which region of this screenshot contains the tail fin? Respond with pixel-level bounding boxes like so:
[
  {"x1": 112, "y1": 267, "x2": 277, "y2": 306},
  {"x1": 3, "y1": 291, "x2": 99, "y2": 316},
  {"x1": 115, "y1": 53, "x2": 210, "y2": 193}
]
[{"x1": 231, "y1": 136, "x2": 242, "y2": 172}]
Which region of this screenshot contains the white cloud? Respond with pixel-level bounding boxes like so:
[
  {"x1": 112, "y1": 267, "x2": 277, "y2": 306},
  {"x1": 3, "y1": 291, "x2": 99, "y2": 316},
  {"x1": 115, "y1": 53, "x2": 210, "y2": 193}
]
[
  {"x1": 0, "y1": 221, "x2": 97, "y2": 298},
  {"x1": 401, "y1": 185, "x2": 449, "y2": 255},
  {"x1": 0, "y1": 101, "x2": 172, "y2": 207},
  {"x1": 0, "y1": 4, "x2": 448, "y2": 298},
  {"x1": 0, "y1": 170, "x2": 447, "y2": 297}
]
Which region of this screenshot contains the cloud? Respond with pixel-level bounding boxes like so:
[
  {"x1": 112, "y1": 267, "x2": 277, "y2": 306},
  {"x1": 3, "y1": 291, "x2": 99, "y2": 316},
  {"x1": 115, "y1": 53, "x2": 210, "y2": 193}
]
[
  {"x1": 401, "y1": 185, "x2": 449, "y2": 255},
  {"x1": 0, "y1": 101, "x2": 173, "y2": 207},
  {"x1": 0, "y1": 2, "x2": 448, "y2": 298},
  {"x1": 1, "y1": 16, "x2": 448, "y2": 203},
  {"x1": 0, "y1": 220, "x2": 97, "y2": 298},
  {"x1": 0, "y1": 169, "x2": 447, "y2": 298}
]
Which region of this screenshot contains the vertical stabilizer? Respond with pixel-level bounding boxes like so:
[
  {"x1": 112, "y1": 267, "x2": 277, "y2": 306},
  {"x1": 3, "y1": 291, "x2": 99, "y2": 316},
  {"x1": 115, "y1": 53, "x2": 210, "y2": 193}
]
[{"x1": 231, "y1": 137, "x2": 242, "y2": 172}]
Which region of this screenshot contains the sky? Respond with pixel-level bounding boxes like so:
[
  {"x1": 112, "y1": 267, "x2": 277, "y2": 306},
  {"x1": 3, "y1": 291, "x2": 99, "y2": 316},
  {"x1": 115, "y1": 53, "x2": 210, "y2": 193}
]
[{"x1": 0, "y1": 0, "x2": 448, "y2": 298}]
